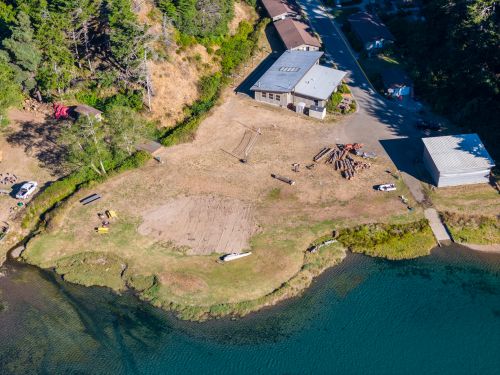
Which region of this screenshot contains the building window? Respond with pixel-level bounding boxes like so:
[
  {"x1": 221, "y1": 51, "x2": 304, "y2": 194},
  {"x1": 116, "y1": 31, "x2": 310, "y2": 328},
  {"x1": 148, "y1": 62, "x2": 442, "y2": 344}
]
[
  {"x1": 269, "y1": 93, "x2": 274, "y2": 100},
  {"x1": 275, "y1": 94, "x2": 281, "y2": 101},
  {"x1": 262, "y1": 92, "x2": 267, "y2": 98}
]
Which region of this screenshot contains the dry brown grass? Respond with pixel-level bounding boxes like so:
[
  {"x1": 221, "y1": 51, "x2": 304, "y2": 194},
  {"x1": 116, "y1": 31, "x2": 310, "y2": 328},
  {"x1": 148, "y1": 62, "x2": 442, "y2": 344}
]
[
  {"x1": 430, "y1": 184, "x2": 499, "y2": 216},
  {"x1": 142, "y1": 0, "x2": 259, "y2": 127},
  {"x1": 24, "y1": 91, "x2": 418, "y2": 307}
]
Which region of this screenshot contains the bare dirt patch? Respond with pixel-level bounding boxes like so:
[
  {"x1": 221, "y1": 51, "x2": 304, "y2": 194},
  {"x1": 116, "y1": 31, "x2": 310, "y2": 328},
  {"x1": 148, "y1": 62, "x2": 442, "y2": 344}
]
[
  {"x1": 229, "y1": 1, "x2": 258, "y2": 34},
  {"x1": 148, "y1": 47, "x2": 215, "y2": 127},
  {"x1": 138, "y1": 195, "x2": 257, "y2": 255},
  {"x1": 141, "y1": 0, "x2": 259, "y2": 128},
  {"x1": 0, "y1": 109, "x2": 59, "y2": 223}
]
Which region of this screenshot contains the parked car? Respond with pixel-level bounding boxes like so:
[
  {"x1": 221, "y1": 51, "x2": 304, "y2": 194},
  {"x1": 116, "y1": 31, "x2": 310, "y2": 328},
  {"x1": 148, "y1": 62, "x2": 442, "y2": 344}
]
[
  {"x1": 16, "y1": 181, "x2": 38, "y2": 199},
  {"x1": 415, "y1": 119, "x2": 441, "y2": 131},
  {"x1": 376, "y1": 183, "x2": 396, "y2": 192}
]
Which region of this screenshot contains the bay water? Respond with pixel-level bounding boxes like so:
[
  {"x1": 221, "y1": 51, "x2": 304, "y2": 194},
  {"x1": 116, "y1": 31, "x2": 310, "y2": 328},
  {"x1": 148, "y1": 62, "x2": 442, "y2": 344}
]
[{"x1": 0, "y1": 245, "x2": 499, "y2": 374}]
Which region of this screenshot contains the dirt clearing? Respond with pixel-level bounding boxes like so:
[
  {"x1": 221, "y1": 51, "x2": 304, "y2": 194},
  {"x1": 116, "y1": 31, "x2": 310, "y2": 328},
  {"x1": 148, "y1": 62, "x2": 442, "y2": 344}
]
[
  {"x1": 139, "y1": 195, "x2": 257, "y2": 255},
  {"x1": 0, "y1": 109, "x2": 58, "y2": 224}
]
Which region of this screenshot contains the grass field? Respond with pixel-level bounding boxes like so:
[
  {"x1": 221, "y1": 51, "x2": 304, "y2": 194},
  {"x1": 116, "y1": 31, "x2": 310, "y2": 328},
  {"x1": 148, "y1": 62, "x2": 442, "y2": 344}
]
[
  {"x1": 19, "y1": 51, "x2": 423, "y2": 320},
  {"x1": 429, "y1": 184, "x2": 500, "y2": 216},
  {"x1": 24, "y1": 209, "x2": 342, "y2": 306}
]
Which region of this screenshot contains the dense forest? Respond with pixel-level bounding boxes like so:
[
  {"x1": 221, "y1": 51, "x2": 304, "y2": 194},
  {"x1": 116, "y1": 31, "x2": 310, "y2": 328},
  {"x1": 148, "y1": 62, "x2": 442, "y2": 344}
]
[{"x1": 386, "y1": 0, "x2": 499, "y2": 157}]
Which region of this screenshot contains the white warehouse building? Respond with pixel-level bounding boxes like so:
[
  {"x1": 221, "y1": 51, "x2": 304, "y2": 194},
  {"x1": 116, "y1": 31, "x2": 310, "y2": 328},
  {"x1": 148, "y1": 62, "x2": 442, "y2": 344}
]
[{"x1": 422, "y1": 134, "x2": 495, "y2": 187}]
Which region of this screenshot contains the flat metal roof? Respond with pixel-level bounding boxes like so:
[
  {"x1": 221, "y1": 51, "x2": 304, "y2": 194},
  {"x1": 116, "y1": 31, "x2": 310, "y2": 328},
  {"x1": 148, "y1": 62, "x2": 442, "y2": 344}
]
[
  {"x1": 422, "y1": 134, "x2": 495, "y2": 173},
  {"x1": 251, "y1": 51, "x2": 323, "y2": 93},
  {"x1": 294, "y1": 65, "x2": 347, "y2": 100}
]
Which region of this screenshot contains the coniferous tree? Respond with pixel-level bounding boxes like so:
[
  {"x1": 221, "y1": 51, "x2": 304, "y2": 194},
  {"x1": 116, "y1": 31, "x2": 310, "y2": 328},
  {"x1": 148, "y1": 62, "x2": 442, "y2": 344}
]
[
  {"x1": 0, "y1": 55, "x2": 23, "y2": 126},
  {"x1": 107, "y1": 0, "x2": 146, "y2": 72},
  {"x1": 2, "y1": 11, "x2": 42, "y2": 91}
]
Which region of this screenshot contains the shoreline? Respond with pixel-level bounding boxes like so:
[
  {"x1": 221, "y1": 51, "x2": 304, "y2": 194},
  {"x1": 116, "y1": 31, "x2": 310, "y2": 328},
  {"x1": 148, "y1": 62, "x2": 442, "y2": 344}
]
[
  {"x1": 3, "y1": 236, "x2": 498, "y2": 323},
  {"x1": 1, "y1": 219, "x2": 498, "y2": 322},
  {"x1": 16, "y1": 218, "x2": 439, "y2": 321},
  {"x1": 461, "y1": 243, "x2": 500, "y2": 254}
]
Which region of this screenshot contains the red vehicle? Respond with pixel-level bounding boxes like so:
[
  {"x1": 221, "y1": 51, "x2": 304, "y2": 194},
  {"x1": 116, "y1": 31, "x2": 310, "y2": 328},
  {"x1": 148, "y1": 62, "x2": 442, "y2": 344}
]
[{"x1": 53, "y1": 103, "x2": 70, "y2": 120}]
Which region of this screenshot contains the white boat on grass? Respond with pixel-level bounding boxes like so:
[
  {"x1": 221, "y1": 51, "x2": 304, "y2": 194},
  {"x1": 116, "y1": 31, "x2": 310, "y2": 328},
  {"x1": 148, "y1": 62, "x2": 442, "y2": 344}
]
[{"x1": 220, "y1": 252, "x2": 252, "y2": 262}]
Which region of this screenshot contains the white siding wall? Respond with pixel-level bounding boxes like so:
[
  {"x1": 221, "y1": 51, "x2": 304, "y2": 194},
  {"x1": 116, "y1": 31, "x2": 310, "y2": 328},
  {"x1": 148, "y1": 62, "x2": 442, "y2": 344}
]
[
  {"x1": 254, "y1": 91, "x2": 291, "y2": 107},
  {"x1": 423, "y1": 145, "x2": 492, "y2": 187},
  {"x1": 437, "y1": 170, "x2": 491, "y2": 187},
  {"x1": 423, "y1": 146, "x2": 440, "y2": 186},
  {"x1": 290, "y1": 44, "x2": 320, "y2": 52},
  {"x1": 293, "y1": 93, "x2": 326, "y2": 108}
]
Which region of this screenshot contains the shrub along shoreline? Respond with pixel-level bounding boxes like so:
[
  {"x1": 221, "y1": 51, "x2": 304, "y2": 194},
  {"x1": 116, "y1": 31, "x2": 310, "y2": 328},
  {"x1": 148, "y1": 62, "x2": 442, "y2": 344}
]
[
  {"x1": 139, "y1": 241, "x2": 348, "y2": 321},
  {"x1": 130, "y1": 219, "x2": 435, "y2": 321},
  {"x1": 7, "y1": 11, "x2": 441, "y2": 321},
  {"x1": 440, "y1": 211, "x2": 500, "y2": 245}
]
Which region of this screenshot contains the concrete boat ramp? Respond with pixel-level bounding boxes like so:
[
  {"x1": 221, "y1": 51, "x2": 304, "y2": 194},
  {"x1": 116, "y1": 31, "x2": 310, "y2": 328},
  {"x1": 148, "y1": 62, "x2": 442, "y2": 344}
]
[{"x1": 424, "y1": 208, "x2": 452, "y2": 245}]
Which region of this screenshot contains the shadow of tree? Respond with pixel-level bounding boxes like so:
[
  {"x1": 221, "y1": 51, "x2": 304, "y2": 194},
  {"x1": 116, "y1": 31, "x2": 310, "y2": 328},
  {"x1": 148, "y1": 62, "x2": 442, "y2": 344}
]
[{"x1": 6, "y1": 114, "x2": 69, "y2": 176}]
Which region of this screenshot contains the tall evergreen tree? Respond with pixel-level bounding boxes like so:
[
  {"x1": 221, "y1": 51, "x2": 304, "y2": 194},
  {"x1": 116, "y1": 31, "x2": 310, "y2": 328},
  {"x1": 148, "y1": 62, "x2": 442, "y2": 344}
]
[
  {"x1": 107, "y1": 0, "x2": 146, "y2": 72},
  {"x1": 0, "y1": 54, "x2": 23, "y2": 126},
  {"x1": 2, "y1": 11, "x2": 42, "y2": 91}
]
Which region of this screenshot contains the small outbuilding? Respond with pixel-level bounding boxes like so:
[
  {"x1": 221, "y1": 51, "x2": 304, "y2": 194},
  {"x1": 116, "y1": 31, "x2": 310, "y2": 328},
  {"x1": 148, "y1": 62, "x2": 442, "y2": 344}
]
[
  {"x1": 73, "y1": 105, "x2": 103, "y2": 121},
  {"x1": 381, "y1": 68, "x2": 413, "y2": 98},
  {"x1": 422, "y1": 134, "x2": 495, "y2": 187},
  {"x1": 136, "y1": 140, "x2": 164, "y2": 156}
]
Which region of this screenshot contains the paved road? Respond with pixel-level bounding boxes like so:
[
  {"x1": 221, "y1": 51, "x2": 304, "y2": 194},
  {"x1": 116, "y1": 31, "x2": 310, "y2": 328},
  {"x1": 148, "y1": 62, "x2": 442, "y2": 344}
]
[{"x1": 297, "y1": 0, "x2": 426, "y2": 202}]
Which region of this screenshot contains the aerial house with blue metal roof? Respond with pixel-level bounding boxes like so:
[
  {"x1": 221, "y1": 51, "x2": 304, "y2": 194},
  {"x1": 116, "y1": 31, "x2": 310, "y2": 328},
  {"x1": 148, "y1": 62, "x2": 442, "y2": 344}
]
[{"x1": 250, "y1": 51, "x2": 347, "y2": 119}]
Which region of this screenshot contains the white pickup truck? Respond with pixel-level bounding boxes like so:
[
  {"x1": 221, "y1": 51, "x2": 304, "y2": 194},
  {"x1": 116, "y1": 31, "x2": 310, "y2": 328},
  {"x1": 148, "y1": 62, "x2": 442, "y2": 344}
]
[
  {"x1": 376, "y1": 183, "x2": 396, "y2": 192},
  {"x1": 16, "y1": 181, "x2": 38, "y2": 199}
]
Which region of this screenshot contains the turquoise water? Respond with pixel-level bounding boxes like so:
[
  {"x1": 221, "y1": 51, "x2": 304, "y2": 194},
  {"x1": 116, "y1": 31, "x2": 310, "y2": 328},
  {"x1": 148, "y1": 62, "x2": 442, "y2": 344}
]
[{"x1": 0, "y1": 245, "x2": 499, "y2": 374}]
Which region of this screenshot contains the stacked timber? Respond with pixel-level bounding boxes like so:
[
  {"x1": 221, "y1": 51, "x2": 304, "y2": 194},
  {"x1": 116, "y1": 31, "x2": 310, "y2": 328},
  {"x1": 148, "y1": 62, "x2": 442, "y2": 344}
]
[{"x1": 313, "y1": 145, "x2": 372, "y2": 180}]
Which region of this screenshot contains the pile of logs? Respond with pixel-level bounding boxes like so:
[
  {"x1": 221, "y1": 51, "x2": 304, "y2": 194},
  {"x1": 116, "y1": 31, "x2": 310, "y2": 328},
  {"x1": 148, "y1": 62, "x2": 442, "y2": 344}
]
[
  {"x1": 313, "y1": 144, "x2": 371, "y2": 180},
  {"x1": 22, "y1": 99, "x2": 51, "y2": 114}
]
